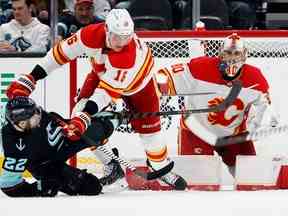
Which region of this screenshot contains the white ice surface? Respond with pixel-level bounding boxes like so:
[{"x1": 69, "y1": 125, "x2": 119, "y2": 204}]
[{"x1": 1, "y1": 189, "x2": 288, "y2": 216}]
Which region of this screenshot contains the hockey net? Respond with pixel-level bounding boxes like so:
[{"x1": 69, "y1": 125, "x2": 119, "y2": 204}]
[{"x1": 74, "y1": 30, "x2": 288, "y2": 174}]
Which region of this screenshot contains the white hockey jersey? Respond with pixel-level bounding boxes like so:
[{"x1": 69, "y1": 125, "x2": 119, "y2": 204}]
[
  {"x1": 39, "y1": 22, "x2": 154, "y2": 97},
  {"x1": 157, "y1": 56, "x2": 271, "y2": 143}
]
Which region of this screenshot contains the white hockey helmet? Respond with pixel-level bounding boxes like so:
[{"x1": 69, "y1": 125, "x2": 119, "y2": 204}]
[
  {"x1": 105, "y1": 9, "x2": 134, "y2": 37},
  {"x1": 219, "y1": 33, "x2": 247, "y2": 80}
]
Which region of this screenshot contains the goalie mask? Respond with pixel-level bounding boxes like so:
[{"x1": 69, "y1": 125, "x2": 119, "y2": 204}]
[
  {"x1": 5, "y1": 96, "x2": 41, "y2": 131},
  {"x1": 105, "y1": 9, "x2": 134, "y2": 51},
  {"x1": 219, "y1": 33, "x2": 247, "y2": 81}
]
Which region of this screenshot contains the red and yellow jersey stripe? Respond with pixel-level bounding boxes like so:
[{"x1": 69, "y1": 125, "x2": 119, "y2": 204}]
[
  {"x1": 98, "y1": 47, "x2": 154, "y2": 97},
  {"x1": 52, "y1": 42, "x2": 71, "y2": 65}
]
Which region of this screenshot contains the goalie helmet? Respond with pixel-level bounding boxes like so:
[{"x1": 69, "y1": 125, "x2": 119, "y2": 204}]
[
  {"x1": 105, "y1": 9, "x2": 134, "y2": 50},
  {"x1": 219, "y1": 33, "x2": 247, "y2": 81},
  {"x1": 5, "y1": 96, "x2": 40, "y2": 124}
]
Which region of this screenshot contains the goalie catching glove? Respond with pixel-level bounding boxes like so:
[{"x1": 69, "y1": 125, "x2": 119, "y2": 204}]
[
  {"x1": 62, "y1": 112, "x2": 91, "y2": 141},
  {"x1": 6, "y1": 74, "x2": 36, "y2": 99}
]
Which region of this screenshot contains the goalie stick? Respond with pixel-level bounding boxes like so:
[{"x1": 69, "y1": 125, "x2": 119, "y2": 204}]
[
  {"x1": 161, "y1": 92, "x2": 216, "y2": 96},
  {"x1": 104, "y1": 80, "x2": 242, "y2": 121},
  {"x1": 133, "y1": 80, "x2": 241, "y2": 118},
  {"x1": 214, "y1": 125, "x2": 288, "y2": 147},
  {"x1": 81, "y1": 134, "x2": 174, "y2": 181}
]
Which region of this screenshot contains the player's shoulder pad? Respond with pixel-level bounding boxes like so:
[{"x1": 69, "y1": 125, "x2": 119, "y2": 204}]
[
  {"x1": 241, "y1": 64, "x2": 269, "y2": 93},
  {"x1": 188, "y1": 56, "x2": 218, "y2": 68},
  {"x1": 80, "y1": 22, "x2": 106, "y2": 49}
]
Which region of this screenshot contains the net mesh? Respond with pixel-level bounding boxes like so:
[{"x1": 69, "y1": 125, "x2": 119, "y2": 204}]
[{"x1": 145, "y1": 38, "x2": 288, "y2": 58}]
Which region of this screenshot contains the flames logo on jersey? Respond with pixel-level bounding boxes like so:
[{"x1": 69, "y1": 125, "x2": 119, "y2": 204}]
[{"x1": 207, "y1": 97, "x2": 246, "y2": 134}]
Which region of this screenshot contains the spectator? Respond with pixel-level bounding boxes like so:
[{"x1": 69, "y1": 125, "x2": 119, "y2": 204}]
[
  {"x1": 226, "y1": 0, "x2": 257, "y2": 29},
  {"x1": 32, "y1": 0, "x2": 50, "y2": 25},
  {"x1": 0, "y1": 0, "x2": 50, "y2": 53},
  {"x1": 64, "y1": 0, "x2": 111, "y2": 20},
  {"x1": 57, "y1": 0, "x2": 102, "y2": 40}
]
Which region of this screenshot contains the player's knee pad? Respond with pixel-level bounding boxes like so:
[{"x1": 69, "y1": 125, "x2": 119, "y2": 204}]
[
  {"x1": 61, "y1": 166, "x2": 102, "y2": 196},
  {"x1": 31, "y1": 161, "x2": 64, "y2": 180},
  {"x1": 76, "y1": 170, "x2": 102, "y2": 195}
]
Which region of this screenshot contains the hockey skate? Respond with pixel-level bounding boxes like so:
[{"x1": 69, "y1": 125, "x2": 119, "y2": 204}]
[
  {"x1": 147, "y1": 159, "x2": 187, "y2": 190},
  {"x1": 100, "y1": 148, "x2": 128, "y2": 192}
]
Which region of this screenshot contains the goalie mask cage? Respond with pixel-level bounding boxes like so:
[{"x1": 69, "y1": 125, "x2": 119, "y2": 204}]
[{"x1": 69, "y1": 30, "x2": 288, "y2": 169}]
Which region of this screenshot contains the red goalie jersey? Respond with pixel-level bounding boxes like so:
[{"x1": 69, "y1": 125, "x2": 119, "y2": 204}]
[{"x1": 157, "y1": 33, "x2": 273, "y2": 170}]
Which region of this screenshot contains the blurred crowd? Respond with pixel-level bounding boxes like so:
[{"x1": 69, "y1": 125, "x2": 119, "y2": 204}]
[{"x1": 0, "y1": 0, "x2": 285, "y2": 53}]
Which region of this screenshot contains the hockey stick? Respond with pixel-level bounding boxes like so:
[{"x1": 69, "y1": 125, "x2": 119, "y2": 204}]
[
  {"x1": 161, "y1": 92, "x2": 216, "y2": 96},
  {"x1": 118, "y1": 80, "x2": 242, "y2": 120},
  {"x1": 214, "y1": 125, "x2": 288, "y2": 147},
  {"x1": 81, "y1": 134, "x2": 174, "y2": 181},
  {"x1": 94, "y1": 80, "x2": 242, "y2": 122},
  {"x1": 49, "y1": 112, "x2": 174, "y2": 181}
]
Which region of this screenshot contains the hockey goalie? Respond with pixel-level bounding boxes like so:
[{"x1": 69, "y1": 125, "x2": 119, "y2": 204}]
[{"x1": 156, "y1": 33, "x2": 278, "y2": 180}]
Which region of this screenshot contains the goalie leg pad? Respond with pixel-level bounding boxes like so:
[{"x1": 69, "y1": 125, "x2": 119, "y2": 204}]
[{"x1": 215, "y1": 140, "x2": 256, "y2": 167}]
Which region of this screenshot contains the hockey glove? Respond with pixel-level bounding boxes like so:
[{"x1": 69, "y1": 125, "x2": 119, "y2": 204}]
[
  {"x1": 93, "y1": 111, "x2": 130, "y2": 128},
  {"x1": 6, "y1": 74, "x2": 36, "y2": 99},
  {"x1": 62, "y1": 112, "x2": 91, "y2": 141}
]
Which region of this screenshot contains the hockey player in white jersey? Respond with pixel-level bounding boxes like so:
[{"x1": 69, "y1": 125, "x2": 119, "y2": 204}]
[
  {"x1": 6, "y1": 9, "x2": 187, "y2": 190},
  {"x1": 156, "y1": 33, "x2": 278, "y2": 176}
]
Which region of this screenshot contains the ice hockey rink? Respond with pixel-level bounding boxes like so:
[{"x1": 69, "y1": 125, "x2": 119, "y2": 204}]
[
  {"x1": 2, "y1": 37, "x2": 288, "y2": 215},
  {"x1": 1, "y1": 188, "x2": 288, "y2": 216},
  {"x1": 1, "y1": 59, "x2": 288, "y2": 216}
]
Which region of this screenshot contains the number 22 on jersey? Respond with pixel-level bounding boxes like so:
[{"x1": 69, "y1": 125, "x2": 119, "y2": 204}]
[{"x1": 3, "y1": 157, "x2": 27, "y2": 172}]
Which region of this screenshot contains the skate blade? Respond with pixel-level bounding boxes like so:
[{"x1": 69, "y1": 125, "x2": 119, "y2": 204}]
[{"x1": 102, "y1": 177, "x2": 129, "y2": 193}]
